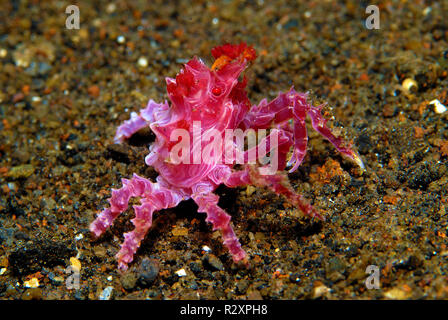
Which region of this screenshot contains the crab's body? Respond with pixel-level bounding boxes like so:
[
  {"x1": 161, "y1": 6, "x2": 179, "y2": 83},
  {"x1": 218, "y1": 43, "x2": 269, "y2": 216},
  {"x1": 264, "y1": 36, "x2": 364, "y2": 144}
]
[{"x1": 90, "y1": 43, "x2": 363, "y2": 271}]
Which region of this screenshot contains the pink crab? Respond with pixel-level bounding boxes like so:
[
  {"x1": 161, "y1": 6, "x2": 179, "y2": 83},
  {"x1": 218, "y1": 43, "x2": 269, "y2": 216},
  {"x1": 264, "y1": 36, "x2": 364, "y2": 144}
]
[{"x1": 90, "y1": 43, "x2": 364, "y2": 271}]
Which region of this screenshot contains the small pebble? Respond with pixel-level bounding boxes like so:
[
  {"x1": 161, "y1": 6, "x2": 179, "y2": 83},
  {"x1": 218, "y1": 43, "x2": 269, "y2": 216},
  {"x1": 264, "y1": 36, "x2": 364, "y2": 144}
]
[
  {"x1": 7, "y1": 182, "x2": 17, "y2": 192},
  {"x1": 401, "y1": 78, "x2": 418, "y2": 93},
  {"x1": 172, "y1": 226, "x2": 189, "y2": 237},
  {"x1": 23, "y1": 277, "x2": 39, "y2": 288},
  {"x1": 7, "y1": 164, "x2": 35, "y2": 179},
  {"x1": 245, "y1": 185, "x2": 256, "y2": 196},
  {"x1": 247, "y1": 290, "x2": 263, "y2": 300},
  {"x1": 430, "y1": 99, "x2": 447, "y2": 114},
  {"x1": 120, "y1": 272, "x2": 138, "y2": 290},
  {"x1": 70, "y1": 257, "x2": 81, "y2": 272},
  {"x1": 21, "y1": 288, "x2": 42, "y2": 300},
  {"x1": 87, "y1": 85, "x2": 100, "y2": 98},
  {"x1": 202, "y1": 254, "x2": 224, "y2": 271},
  {"x1": 312, "y1": 284, "x2": 330, "y2": 299},
  {"x1": 137, "y1": 56, "x2": 148, "y2": 68},
  {"x1": 106, "y1": 3, "x2": 116, "y2": 13},
  {"x1": 384, "y1": 287, "x2": 412, "y2": 300},
  {"x1": 175, "y1": 268, "x2": 187, "y2": 277},
  {"x1": 99, "y1": 286, "x2": 114, "y2": 300},
  {"x1": 236, "y1": 280, "x2": 249, "y2": 294},
  {"x1": 93, "y1": 246, "x2": 107, "y2": 258},
  {"x1": 48, "y1": 272, "x2": 64, "y2": 285},
  {"x1": 137, "y1": 258, "x2": 159, "y2": 286},
  {"x1": 117, "y1": 35, "x2": 125, "y2": 44}
]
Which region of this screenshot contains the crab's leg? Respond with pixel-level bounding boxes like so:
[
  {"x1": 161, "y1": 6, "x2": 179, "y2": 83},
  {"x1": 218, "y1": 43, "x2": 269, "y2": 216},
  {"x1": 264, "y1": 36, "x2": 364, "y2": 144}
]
[
  {"x1": 223, "y1": 166, "x2": 323, "y2": 221},
  {"x1": 116, "y1": 185, "x2": 184, "y2": 271},
  {"x1": 248, "y1": 166, "x2": 323, "y2": 220},
  {"x1": 114, "y1": 100, "x2": 169, "y2": 143},
  {"x1": 241, "y1": 87, "x2": 363, "y2": 171},
  {"x1": 192, "y1": 192, "x2": 247, "y2": 263},
  {"x1": 307, "y1": 105, "x2": 364, "y2": 169},
  {"x1": 234, "y1": 126, "x2": 293, "y2": 171},
  {"x1": 224, "y1": 169, "x2": 251, "y2": 188},
  {"x1": 90, "y1": 173, "x2": 153, "y2": 238},
  {"x1": 241, "y1": 90, "x2": 309, "y2": 171},
  {"x1": 241, "y1": 89, "x2": 308, "y2": 129},
  {"x1": 288, "y1": 109, "x2": 308, "y2": 172}
]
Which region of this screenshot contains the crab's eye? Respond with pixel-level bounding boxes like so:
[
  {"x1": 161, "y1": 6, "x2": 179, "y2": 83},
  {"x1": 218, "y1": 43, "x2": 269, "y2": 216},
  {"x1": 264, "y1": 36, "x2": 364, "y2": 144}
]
[{"x1": 211, "y1": 87, "x2": 222, "y2": 96}]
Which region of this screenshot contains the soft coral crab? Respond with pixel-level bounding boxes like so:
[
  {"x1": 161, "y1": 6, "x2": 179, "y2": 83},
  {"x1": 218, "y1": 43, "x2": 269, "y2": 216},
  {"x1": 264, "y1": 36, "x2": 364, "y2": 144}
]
[{"x1": 90, "y1": 43, "x2": 364, "y2": 271}]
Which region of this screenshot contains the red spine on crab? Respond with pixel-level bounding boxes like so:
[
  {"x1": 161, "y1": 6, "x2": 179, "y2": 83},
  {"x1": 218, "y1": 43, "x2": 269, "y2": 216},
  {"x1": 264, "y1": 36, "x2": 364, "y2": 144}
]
[
  {"x1": 211, "y1": 42, "x2": 256, "y2": 71},
  {"x1": 90, "y1": 42, "x2": 364, "y2": 271},
  {"x1": 211, "y1": 42, "x2": 256, "y2": 62}
]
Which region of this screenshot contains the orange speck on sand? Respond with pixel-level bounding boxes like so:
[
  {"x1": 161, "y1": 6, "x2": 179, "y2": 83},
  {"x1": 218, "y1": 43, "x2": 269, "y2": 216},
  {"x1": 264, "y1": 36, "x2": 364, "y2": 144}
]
[
  {"x1": 309, "y1": 159, "x2": 345, "y2": 184},
  {"x1": 418, "y1": 102, "x2": 428, "y2": 115},
  {"x1": 153, "y1": 33, "x2": 163, "y2": 42},
  {"x1": 99, "y1": 28, "x2": 107, "y2": 40},
  {"x1": 383, "y1": 195, "x2": 399, "y2": 205},
  {"x1": 25, "y1": 271, "x2": 44, "y2": 281},
  {"x1": 330, "y1": 82, "x2": 343, "y2": 92},
  {"x1": 133, "y1": 10, "x2": 142, "y2": 20},
  {"x1": 2, "y1": 119, "x2": 10, "y2": 130},
  {"x1": 22, "y1": 85, "x2": 30, "y2": 95},
  {"x1": 359, "y1": 73, "x2": 369, "y2": 81},
  {"x1": 414, "y1": 127, "x2": 425, "y2": 139},
  {"x1": 159, "y1": 270, "x2": 170, "y2": 277},
  {"x1": 173, "y1": 29, "x2": 184, "y2": 38},
  {"x1": 253, "y1": 255, "x2": 262, "y2": 263},
  {"x1": 126, "y1": 41, "x2": 135, "y2": 51},
  {"x1": 88, "y1": 85, "x2": 100, "y2": 98},
  {"x1": 439, "y1": 140, "x2": 448, "y2": 157},
  {"x1": 209, "y1": 5, "x2": 218, "y2": 13}
]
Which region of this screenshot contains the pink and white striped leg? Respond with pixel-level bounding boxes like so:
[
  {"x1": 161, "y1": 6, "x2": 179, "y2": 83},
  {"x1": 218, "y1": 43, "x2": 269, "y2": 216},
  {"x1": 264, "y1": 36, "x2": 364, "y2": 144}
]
[
  {"x1": 114, "y1": 100, "x2": 169, "y2": 143},
  {"x1": 116, "y1": 184, "x2": 184, "y2": 271},
  {"x1": 307, "y1": 106, "x2": 364, "y2": 169},
  {"x1": 224, "y1": 166, "x2": 324, "y2": 221},
  {"x1": 89, "y1": 173, "x2": 184, "y2": 270},
  {"x1": 89, "y1": 174, "x2": 153, "y2": 238},
  {"x1": 193, "y1": 193, "x2": 247, "y2": 264},
  {"x1": 248, "y1": 166, "x2": 324, "y2": 220}
]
